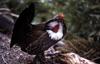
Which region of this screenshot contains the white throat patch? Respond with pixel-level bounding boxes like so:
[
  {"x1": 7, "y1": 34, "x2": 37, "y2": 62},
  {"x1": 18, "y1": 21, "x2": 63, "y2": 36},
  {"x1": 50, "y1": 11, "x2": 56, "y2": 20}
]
[{"x1": 47, "y1": 23, "x2": 63, "y2": 40}]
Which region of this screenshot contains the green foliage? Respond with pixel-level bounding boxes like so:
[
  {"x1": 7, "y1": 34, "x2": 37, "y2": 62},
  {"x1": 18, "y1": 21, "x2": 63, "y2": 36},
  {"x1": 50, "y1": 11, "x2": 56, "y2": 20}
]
[{"x1": 0, "y1": 0, "x2": 100, "y2": 36}]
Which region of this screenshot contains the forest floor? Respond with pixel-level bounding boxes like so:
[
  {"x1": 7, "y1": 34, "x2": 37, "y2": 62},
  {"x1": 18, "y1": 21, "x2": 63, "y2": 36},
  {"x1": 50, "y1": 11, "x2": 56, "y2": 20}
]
[
  {"x1": 0, "y1": 33, "x2": 34, "y2": 64},
  {"x1": 0, "y1": 32, "x2": 97, "y2": 64}
]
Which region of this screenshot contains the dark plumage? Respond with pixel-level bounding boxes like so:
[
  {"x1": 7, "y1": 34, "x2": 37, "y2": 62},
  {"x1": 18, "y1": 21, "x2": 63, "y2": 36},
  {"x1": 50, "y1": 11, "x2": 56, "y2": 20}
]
[{"x1": 10, "y1": 3, "x2": 66, "y2": 64}]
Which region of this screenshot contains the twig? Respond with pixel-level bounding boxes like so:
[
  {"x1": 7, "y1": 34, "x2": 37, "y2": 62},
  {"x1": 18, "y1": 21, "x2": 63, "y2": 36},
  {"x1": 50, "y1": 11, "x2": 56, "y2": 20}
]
[
  {"x1": 84, "y1": 49, "x2": 95, "y2": 56},
  {"x1": 0, "y1": 8, "x2": 19, "y2": 18},
  {"x1": 92, "y1": 57, "x2": 100, "y2": 61},
  {"x1": 1, "y1": 55, "x2": 8, "y2": 64},
  {"x1": 0, "y1": 12, "x2": 19, "y2": 18},
  {"x1": 0, "y1": 8, "x2": 10, "y2": 11},
  {"x1": 10, "y1": 13, "x2": 19, "y2": 18}
]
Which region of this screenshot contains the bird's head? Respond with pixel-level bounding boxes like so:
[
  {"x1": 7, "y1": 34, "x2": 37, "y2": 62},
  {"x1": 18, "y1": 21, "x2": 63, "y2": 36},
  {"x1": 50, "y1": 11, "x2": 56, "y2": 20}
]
[{"x1": 45, "y1": 13, "x2": 66, "y2": 40}]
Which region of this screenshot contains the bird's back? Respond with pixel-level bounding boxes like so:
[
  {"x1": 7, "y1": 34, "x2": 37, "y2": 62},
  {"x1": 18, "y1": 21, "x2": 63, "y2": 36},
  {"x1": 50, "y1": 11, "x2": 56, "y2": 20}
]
[{"x1": 10, "y1": 3, "x2": 48, "y2": 53}]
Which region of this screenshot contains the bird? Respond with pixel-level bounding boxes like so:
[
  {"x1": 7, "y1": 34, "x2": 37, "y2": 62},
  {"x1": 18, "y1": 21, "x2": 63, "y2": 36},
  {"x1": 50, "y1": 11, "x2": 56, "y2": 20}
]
[{"x1": 10, "y1": 3, "x2": 66, "y2": 64}]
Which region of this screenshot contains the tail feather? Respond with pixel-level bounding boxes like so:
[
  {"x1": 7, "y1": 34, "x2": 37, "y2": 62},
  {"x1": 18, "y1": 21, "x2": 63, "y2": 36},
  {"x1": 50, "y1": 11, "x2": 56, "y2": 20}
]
[{"x1": 10, "y1": 3, "x2": 35, "y2": 48}]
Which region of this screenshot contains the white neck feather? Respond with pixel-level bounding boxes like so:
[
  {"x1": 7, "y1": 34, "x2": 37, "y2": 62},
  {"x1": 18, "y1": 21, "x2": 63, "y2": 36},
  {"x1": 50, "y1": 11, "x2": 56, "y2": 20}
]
[{"x1": 47, "y1": 23, "x2": 63, "y2": 40}]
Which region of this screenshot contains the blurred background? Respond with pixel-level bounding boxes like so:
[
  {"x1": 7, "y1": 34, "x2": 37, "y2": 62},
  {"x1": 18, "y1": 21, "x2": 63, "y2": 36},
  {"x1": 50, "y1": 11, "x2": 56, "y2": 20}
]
[
  {"x1": 0, "y1": 0, "x2": 100, "y2": 64},
  {"x1": 0, "y1": 0, "x2": 100, "y2": 37}
]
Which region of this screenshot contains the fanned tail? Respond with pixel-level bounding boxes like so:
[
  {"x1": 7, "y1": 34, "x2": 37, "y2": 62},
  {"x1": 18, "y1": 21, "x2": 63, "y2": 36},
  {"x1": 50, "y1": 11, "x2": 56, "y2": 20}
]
[{"x1": 10, "y1": 3, "x2": 35, "y2": 48}]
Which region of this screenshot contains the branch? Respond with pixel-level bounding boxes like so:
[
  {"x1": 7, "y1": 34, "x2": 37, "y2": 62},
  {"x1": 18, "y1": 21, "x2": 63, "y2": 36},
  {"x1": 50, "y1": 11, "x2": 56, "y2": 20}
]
[{"x1": 2, "y1": 55, "x2": 8, "y2": 64}]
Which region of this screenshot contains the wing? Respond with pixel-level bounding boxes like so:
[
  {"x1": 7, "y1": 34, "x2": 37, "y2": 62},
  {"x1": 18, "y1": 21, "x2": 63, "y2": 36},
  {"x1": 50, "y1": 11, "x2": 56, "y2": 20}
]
[
  {"x1": 10, "y1": 3, "x2": 38, "y2": 48},
  {"x1": 25, "y1": 32, "x2": 58, "y2": 55}
]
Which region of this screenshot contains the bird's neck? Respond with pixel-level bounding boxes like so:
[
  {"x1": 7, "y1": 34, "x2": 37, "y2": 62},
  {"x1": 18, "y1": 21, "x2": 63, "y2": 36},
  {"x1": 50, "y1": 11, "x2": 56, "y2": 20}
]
[{"x1": 47, "y1": 23, "x2": 63, "y2": 40}]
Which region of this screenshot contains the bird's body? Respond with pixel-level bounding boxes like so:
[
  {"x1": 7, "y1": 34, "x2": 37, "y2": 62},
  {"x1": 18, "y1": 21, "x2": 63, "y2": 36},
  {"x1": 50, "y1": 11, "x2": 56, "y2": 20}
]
[{"x1": 10, "y1": 3, "x2": 66, "y2": 64}]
